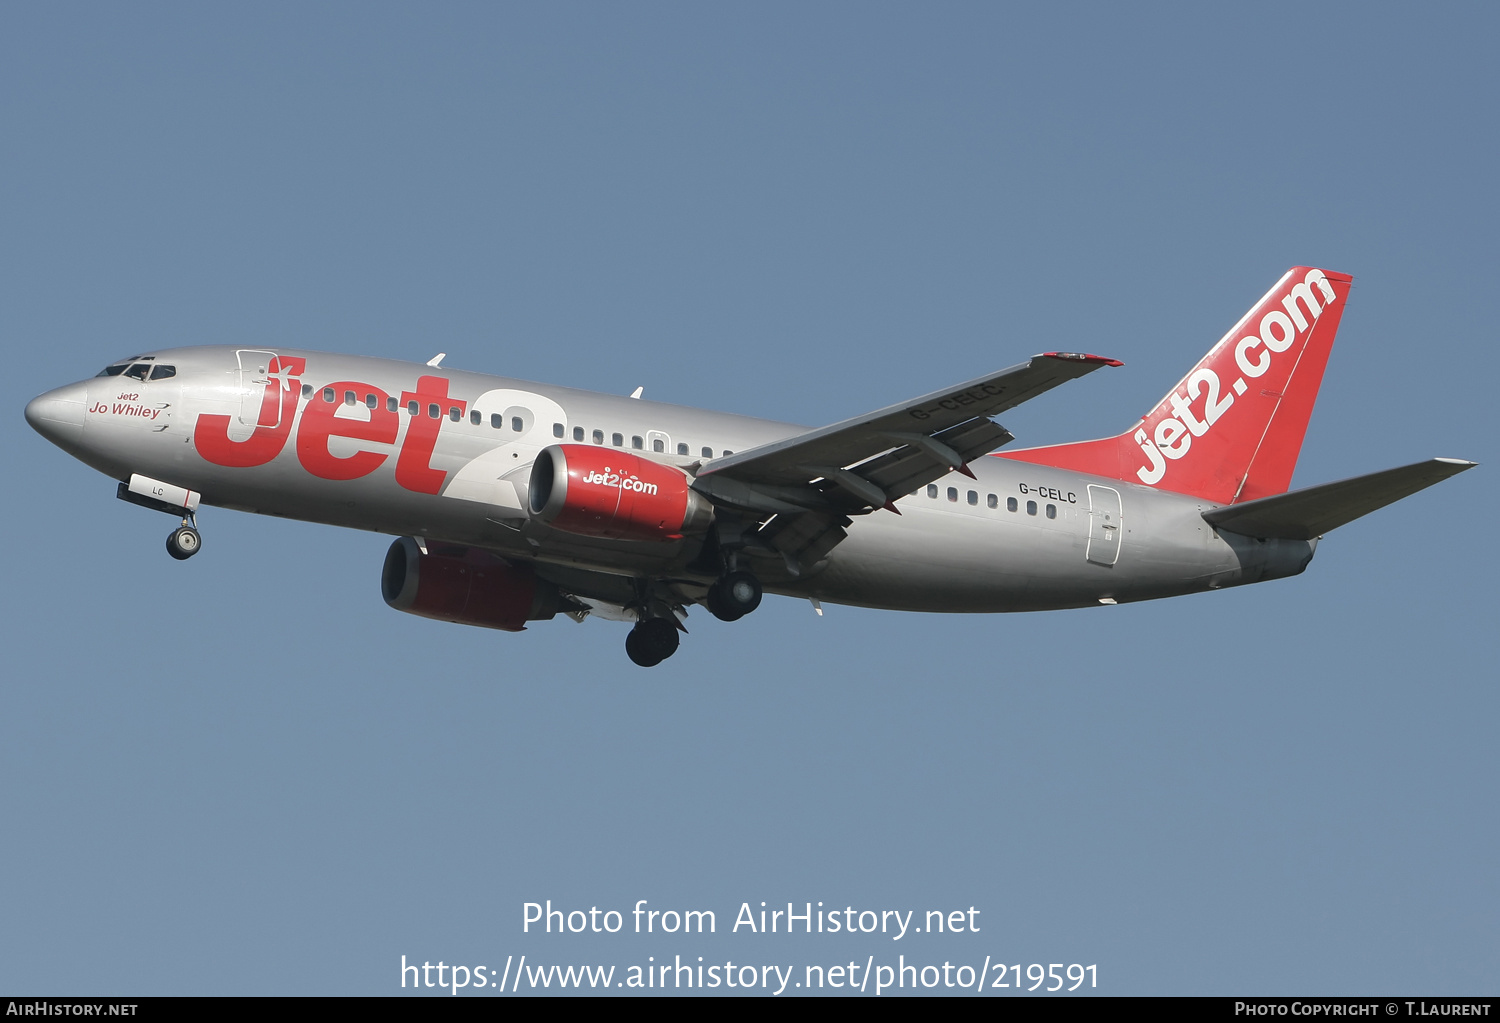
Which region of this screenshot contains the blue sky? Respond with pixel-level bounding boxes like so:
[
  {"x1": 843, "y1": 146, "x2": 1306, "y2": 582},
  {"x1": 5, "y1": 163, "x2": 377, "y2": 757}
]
[{"x1": 2, "y1": 3, "x2": 1495, "y2": 995}]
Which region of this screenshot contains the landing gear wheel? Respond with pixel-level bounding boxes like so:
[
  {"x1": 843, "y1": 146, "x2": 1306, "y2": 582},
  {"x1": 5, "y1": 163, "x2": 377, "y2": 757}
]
[
  {"x1": 625, "y1": 617, "x2": 680, "y2": 667},
  {"x1": 166, "y1": 525, "x2": 201, "y2": 561},
  {"x1": 706, "y1": 570, "x2": 761, "y2": 621},
  {"x1": 705, "y1": 587, "x2": 736, "y2": 622}
]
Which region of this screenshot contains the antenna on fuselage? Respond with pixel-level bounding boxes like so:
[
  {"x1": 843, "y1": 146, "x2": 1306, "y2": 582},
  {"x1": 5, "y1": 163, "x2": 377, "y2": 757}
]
[
  {"x1": 629, "y1": 386, "x2": 643, "y2": 399},
  {"x1": 426, "y1": 353, "x2": 446, "y2": 367}
]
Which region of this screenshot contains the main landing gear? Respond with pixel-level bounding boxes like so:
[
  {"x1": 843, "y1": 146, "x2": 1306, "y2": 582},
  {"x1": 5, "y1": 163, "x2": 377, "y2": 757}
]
[
  {"x1": 624, "y1": 570, "x2": 762, "y2": 666},
  {"x1": 626, "y1": 617, "x2": 680, "y2": 667},
  {"x1": 705, "y1": 570, "x2": 762, "y2": 622},
  {"x1": 616, "y1": 563, "x2": 766, "y2": 668}
]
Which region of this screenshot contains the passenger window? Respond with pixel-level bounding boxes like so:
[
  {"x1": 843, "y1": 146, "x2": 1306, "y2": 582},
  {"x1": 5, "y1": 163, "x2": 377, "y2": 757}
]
[
  {"x1": 723, "y1": 450, "x2": 733, "y2": 456},
  {"x1": 553, "y1": 423, "x2": 564, "y2": 438},
  {"x1": 428, "y1": 403, "x2": 440, "y2": 419},
  {"x1": 967, "y1": 490, "x2": 978, "y2": 506},
  {"x1": 365, "y1": 394, "x2": 378, "y2": 409},
  {"x1": 947, "y1": 487, "x2": 958, "y2": 502},
  {"x1": 150, "y1": 365, "x2": 176, "y2": 381},
  {"x1": 345, "y1": 391, "x2": 356, "y2": 406},
  {"x1": 324, "y1": 388, "x2": 336, "y2": 403},
  {"x1": 503, "y1": 406, "x2": 532, "y2": 434},
  {"x1": 574, "y1": 427, "x2": 585, "y2": 441},
  {"x1": 677, "y1": 442, "x2": 689, "y2": 455},
  {"x1": 302, "y1": 384, "x2": 313, "y2": 398},
  {"x1": 987, "y1": 494, "x2": 998, "y2": 509},
  {"x1": 702, "y1": 447, "x2": 713, "y2": 458},
  {"x1": 492, "y1": 413, "x2": 503, "y2": 428},
  {"x1": 124, "y1": 364, "x2": 150, "y2": 381},
  {"x1": 632, "y1": 435, "x2": 643, "y2": 449},
  {"x1": 653, "y1": 438, "x2": 664, "y2": 453},
  {"x1": 1027, "y1": 500, "x2": 1037, "y2": 516},
  {"x1": 594, "y1": 430, "x2": 605, "y2": 444},
  {"x1": 927, "y1": 484, "x2": 938, "y2": 498},
  {"x1": 612, "y1": 433, "x2": 623, "y2": 447},
  {"x1": 470, "y1": 410, "x2": 481, "y2": 425},
  {"x1": 386, "y1": 396, "x2": 398, "y2": 412},
  {"x1": 407, "y1": 400, "x2": 419, "y2": 415},
  {"x1": 449, "y1": 407, "x2": 462, "y2": 422},
  {"x1": 1007, "y1": 497, "x2": 1018, "y2": 512},
  {"x1": 1046, "y1": 504, "x2": 1057, "y2": 519}
]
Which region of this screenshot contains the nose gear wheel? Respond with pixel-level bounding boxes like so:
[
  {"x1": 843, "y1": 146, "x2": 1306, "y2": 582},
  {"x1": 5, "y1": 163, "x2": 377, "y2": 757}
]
[{"x1": 166, "y1": 525, "x2": 201, "y2": 560}]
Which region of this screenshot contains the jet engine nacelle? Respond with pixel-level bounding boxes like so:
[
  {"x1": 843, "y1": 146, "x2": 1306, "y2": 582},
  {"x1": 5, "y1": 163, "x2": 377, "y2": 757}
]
[
  {"x1": 381, "y1": 536, "x2": 563, "y2": 631},
  {"x1": 527, "y1": 444, "x2": 713, "y2": 542}
]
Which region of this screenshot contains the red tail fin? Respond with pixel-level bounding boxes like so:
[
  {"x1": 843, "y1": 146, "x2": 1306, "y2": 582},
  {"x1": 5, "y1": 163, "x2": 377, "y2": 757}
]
[{"x1": 1000, "y1": 267, "x2": 1353, "y2": 504}]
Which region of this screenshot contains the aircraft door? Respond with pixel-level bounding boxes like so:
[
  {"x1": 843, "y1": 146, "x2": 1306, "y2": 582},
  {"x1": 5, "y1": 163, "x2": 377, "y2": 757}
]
[
  {"x1": 1086, "y1": 484, "x2": 1122, "y2": 566},
  {"x1": 236, "y1": 350, "x2": 281, "y2": 428}
]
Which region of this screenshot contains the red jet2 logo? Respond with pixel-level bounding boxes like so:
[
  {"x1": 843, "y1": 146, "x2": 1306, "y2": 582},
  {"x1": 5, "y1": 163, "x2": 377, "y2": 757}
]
[
  {"x1": 1133, "y1": 268, "x2": 1339, "y2": 486},
  {"x1": 193, "y1": 357, "x2": 464, "y2": 495}
]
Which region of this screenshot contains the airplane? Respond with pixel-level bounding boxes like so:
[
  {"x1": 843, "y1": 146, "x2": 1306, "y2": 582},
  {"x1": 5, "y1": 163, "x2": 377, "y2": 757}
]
[{"x1": 24, "y1": 266, "x2": 1476, "y2": 666}]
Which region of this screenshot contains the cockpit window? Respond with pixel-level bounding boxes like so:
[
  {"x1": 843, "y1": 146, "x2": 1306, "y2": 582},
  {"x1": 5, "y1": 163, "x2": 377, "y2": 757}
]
[
  {"x1": 123, "y1": 363, "x2": 151, "y2": 381},
  {"x1": 149, "y1": 365, "x2": 176, "y2": 380},
  {"x1": 96, "y1": 355, "x2": 156, "y2": 377}
]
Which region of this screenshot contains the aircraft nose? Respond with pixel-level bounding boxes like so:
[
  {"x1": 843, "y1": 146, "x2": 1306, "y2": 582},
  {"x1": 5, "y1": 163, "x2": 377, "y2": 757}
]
[{"x1": 25, "y1": 381, "x2": 89, "y2": 447}]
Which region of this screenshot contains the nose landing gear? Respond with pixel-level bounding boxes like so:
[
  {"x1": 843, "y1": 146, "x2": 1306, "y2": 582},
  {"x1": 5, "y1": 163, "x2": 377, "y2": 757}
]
[
  {"x1": 116, "y1": 479, "x2": 204, "y2": 562},
  {"x1": 166, "y1": 522, "x2": 202, "y2": 560}
]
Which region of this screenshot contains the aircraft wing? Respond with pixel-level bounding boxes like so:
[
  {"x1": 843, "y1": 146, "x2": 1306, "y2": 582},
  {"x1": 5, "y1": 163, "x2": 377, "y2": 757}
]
[{"x1": 692, "y1": 352, "x2": 1120, "y2": 571}]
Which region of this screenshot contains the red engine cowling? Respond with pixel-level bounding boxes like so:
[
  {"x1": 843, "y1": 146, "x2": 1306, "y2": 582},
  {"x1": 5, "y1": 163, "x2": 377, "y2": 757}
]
[
  {"x1": 527, "y1": 445, "x2": 713, "y2": 541},
  {"x1": 381, "y1": 537, "x2": 563, "y2": 631}
]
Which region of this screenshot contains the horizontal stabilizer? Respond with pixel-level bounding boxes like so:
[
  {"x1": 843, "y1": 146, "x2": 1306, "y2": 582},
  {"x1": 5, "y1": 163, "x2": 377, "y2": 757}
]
[{"x1": 1202, "y1": 458, "x2": 1477, "y2": 540}]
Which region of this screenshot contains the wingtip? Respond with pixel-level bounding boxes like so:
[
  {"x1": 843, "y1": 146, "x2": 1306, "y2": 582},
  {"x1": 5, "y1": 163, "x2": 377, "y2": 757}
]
[
  {"x1": 1042, "y1": 351, "x2": 1123, "y2": 368},
  {"x1": 1432, "y1": 457, "x2": 1479, "y2": 475}
]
